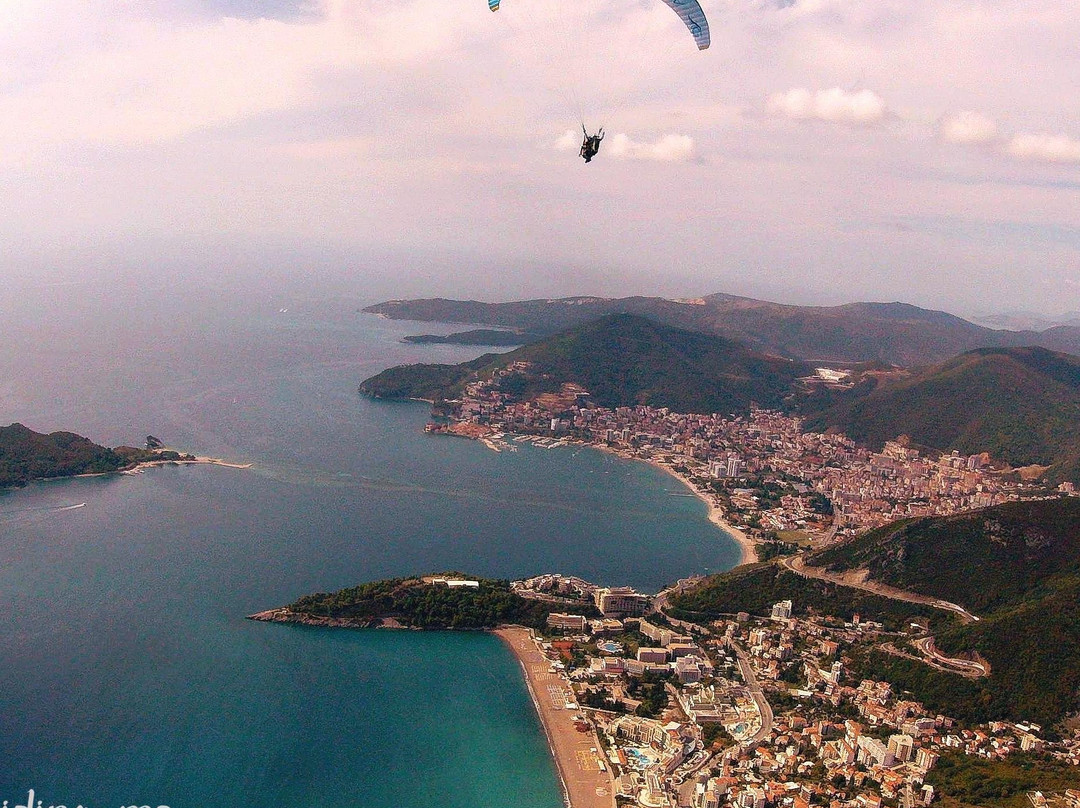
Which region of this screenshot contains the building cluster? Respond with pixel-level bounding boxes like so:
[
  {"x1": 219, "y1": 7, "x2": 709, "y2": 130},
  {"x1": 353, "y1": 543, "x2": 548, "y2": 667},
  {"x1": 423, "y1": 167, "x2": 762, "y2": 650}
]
[
  {"x1": 523, "y1": 584, "x2": 1080, "y2": 808},
  {"x1": 435, "y1": 365, "x2": 1060, "y2": 540},
  {"x1": 446, "y1": 364, "x2": 1080, "y2": 806}
]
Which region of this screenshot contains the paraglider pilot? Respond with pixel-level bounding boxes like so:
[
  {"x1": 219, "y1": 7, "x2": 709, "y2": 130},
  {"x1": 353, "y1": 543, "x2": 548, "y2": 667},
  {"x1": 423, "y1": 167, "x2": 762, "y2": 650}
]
[{"x1": 580, "y1": 126, "x2": 605, "y2": 163}]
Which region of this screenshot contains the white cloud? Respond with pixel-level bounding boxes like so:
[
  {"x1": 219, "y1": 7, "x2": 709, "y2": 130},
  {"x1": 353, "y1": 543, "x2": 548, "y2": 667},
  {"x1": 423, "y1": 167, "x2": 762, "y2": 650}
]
[
  {"x1": 1005, "y1": 133, "x2": 1080, "y2": 164},
  {"x1": 767, "y1": 87, "x2": 886, "y2": 125},
  {"x1": 606, "y1": 133, "x2": 696, "y2": 162},
  {"x1": 940, "y1": 111, "x2": 998, "y2": 145},
  {"x1": 0, "y1": 0, "x2": 480, "y2": 147},
  {"x1": 554, "y1": 129, "x2": 581, "y2": 152}
]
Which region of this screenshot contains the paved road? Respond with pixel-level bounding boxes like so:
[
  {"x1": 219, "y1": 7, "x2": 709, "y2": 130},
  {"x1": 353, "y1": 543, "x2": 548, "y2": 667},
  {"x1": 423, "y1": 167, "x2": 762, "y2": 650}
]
[
  {"x1": 781, "y1": 555, "x2": 980, "y2": 624},
  {"x1": 731, "y1": 641, "x2": 774, "y2": 746},
  {"x1": 912, "y1": 636, "x2": 990, "y2": 677}
]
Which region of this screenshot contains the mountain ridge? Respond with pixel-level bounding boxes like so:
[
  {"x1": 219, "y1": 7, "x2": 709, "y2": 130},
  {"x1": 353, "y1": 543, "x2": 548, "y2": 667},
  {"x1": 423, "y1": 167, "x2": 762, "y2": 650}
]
[
  {"x1": 803, "y1": 498, "x2": 1080, "y2": 728},
  {"x1": 365, "y1": 293, "x2": 1080, "y2": 366},
  {"x1": 362, "y1": 313, "x2": 810, "y2": 415},
  {"x1": 806, "y1": 345, "x2": 1080, "y2": 480}
]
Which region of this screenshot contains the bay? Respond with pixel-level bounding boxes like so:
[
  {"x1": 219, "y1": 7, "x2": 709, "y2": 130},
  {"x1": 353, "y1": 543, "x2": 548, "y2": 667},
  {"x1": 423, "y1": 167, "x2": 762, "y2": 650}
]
[{"x1": 0, "y1": 281, "x2": 741, "y2": 807}]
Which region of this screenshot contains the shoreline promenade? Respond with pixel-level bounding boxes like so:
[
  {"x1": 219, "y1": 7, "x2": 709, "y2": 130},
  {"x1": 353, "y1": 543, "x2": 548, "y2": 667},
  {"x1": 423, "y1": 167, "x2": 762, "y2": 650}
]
[{"x1": 496, "y1": 627, "x2": 616, "y2": 808}]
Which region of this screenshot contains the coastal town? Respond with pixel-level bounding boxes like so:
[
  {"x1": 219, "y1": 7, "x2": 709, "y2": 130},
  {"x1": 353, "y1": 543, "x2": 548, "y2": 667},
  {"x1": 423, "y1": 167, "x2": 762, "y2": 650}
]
[
  {"x1": 413, "y1": 359, "x2": 1080, "y2": 808},
  {"x1": 427, "y1": 361, "x2": 1069, "y2": 554},
  {"x1": 500, "y1": 574, "x2": 1080, "y2": 808}
]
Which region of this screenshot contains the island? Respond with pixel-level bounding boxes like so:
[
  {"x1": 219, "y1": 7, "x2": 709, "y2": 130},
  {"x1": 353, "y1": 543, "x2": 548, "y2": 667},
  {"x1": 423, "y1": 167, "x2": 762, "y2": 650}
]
[
  {"x1": 403, "y1": 328, "x2": 533, "y2": 347},
  {"x1": 0, "y1": 423, "x2": 252, "y2": 488}
]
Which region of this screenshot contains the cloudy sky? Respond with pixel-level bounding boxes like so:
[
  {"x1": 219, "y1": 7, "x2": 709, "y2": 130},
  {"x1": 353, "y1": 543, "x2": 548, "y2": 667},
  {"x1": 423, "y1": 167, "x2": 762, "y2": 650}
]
[{"x1": 2, "y1": 0, "x2": 1078, "y2": 314}]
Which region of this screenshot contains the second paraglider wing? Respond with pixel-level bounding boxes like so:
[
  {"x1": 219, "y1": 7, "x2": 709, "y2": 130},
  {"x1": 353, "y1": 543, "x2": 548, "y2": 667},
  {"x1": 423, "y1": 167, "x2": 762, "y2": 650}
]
[{"x1": 659, "y1": 0, "x2": 710, "y2": 50}]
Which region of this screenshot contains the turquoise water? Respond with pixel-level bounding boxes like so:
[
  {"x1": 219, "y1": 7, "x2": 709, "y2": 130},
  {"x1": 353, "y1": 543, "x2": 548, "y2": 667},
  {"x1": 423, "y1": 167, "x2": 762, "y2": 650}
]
[{"x1": 0, "y1": 282, "x2": 740, "y2": 807}]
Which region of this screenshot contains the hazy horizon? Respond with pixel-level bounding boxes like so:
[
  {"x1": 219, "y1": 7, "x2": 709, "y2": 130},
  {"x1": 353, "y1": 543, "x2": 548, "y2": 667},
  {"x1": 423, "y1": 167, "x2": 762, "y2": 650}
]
[{"x1": 3, "y1": 1, "x2": 1078, "y2": 316}]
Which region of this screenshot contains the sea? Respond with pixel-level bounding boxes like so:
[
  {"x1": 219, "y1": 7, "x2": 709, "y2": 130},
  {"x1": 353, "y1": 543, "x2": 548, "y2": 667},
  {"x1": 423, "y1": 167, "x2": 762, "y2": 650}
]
[{"x1": 0, "y1": 277, "x2": 741, "y2": 808}]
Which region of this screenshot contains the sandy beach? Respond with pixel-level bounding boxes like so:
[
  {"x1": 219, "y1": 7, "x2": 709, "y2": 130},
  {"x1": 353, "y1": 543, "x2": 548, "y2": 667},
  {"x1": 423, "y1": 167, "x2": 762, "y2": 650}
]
[
  {"x1": 133, "y1": 456, "x2": 254, "y2": 472},
  {"x1": 643, "y1": 456, "x2": 758, "y2": 566},
  {"x1": 496, "y1": 627, "x2": 616, "y2": 808},
  {"x1": 584, "y1": 441, "x2": 757, "y2": 566}
]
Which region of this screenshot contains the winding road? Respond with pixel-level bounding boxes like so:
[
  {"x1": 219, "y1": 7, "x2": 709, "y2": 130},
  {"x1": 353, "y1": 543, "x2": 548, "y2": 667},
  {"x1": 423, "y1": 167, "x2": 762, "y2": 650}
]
[{"x1": 780, "y1": 554, "x2": 981, "y2": 624}]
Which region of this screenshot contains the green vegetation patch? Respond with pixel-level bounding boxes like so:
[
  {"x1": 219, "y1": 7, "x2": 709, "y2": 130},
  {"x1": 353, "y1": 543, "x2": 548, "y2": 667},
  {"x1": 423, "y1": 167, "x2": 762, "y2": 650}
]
[
  {"x1": 403, "y1": 329, "x2": 533, "y2": 347},
  {"x1": 358, "y1": 355, "x2": 494, "y2": 401},
  {"x1": 928, "y1": 750, "x2": 1080, "y2": 808},
  {"x1": 934, "y1": 576, "x2": 1080, "y2": 729},
  {"x1": 810, "y1": 498, "x2": 1080, "y2": 615},
  {"x1": 289, "y1": 575, "x2": 595, "y2": 630},
  {"x1": 668, "y1": 563, "x2": 948, "y2": 632},
  {"x1": 0, "y1": 423, "x2": 157, "y2": 488}
]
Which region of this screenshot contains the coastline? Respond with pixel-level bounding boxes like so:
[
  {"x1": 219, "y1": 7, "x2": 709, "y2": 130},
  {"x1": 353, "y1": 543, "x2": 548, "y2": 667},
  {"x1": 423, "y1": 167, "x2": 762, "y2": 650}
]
[
  {"x1": 136, "y1": 456, "x2": 254, "y2": 471},
  {"x1": 4, "y1": 455, "x2": 253, "y2": 491},
  {"x1": 495, "y1": 626, "x2": 616, "y2": 808},
  {"x1": 589, "y1": 441, "x2": 757, "y2": 567},
  {"x1": 645, "y1": 457, "x2": 758, "y2": 566},
  {"x1": 90, "y1": 455, "x2": 253, "y2": 478}
]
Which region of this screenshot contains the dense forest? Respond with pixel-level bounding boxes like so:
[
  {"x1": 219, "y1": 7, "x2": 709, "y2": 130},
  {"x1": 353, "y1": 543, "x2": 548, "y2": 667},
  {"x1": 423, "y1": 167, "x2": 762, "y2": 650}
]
[
  {"x1": 0, "y1": 423, "x2": 164, "y2": 488},
  {"x1": 289, "y1": 575, "x2": 595, "y2": 630}
]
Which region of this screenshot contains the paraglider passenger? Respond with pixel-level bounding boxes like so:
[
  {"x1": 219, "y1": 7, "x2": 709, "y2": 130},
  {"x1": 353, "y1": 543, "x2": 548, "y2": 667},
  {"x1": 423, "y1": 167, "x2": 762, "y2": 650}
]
[{"x1": 580, "y1": 126, "x2": 605, "y2": 163}]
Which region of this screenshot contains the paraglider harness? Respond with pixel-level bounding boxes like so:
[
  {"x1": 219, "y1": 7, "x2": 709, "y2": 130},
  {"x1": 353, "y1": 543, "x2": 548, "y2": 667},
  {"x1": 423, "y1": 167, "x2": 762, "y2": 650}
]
[{"x1": 580, "y1": 126, "x2": 605, "y2": 163}]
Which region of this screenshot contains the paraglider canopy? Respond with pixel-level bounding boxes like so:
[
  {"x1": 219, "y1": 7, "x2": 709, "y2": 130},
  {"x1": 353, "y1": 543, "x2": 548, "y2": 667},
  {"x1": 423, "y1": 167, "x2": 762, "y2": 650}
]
[
  {"x1": 660, "y1": 0, "x2": 710, "y2": 50},
  {"x1": 487, "y1": 0, "x2": 710, "y2": 50}
]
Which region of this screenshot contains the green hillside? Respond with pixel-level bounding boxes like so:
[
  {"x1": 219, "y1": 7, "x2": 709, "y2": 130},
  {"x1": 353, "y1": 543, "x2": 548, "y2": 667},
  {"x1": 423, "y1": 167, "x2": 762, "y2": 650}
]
[
  {"x1": 668, "y1": 562, "x2": 950, "y2": 633},
  {"x1": 359, "y1": 354, "x2": 494, "y2": 401},
  {"x1": 286, "y1": 575, "x2": 594, "y2": 630},
  {"x1": 808, "y1": 498, "x2": 1080, "y2": 727},
  {"x1": 402, "y1": 329, "x2": 529, "y2": 347},
  {"x1": 0, "y1": 423, "x2": 132, "y2": 487},
  {"x1": 807, "y1": 347, "x2": 1080, "y2": 481},
  {"x1": 809, "y1": 498, "x2": 1080, "y2": 614},
  {"x1": 362, "y1": 313, "x2": 809, "y2": 415}
]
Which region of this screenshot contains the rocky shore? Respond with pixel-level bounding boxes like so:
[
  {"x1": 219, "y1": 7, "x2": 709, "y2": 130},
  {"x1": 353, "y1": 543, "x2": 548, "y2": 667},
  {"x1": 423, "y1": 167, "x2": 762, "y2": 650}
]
[{"x1": 246, "y1": 608, "x2": 396, "y2": 629}]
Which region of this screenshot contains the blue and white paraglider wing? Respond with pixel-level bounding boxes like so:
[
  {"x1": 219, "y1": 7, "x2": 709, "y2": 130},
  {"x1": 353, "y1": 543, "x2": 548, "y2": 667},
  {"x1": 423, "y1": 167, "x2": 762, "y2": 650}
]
[{"x1": 660, "y1": 0, "x2": 710, "y2": 50}]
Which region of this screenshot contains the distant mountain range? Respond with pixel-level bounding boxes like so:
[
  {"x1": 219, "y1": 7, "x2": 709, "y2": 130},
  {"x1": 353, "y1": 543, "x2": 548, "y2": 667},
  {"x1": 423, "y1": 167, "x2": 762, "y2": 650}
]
[
  {"x1": 807, "y1": 498, "x2": 1080, "y2": 728},
  {"x1": 362, "y1": 312, "x2": 1080, "y2": 481},
  {"x1": 972, "y1": 311, "x2": 1080, "y2": 332},
  {"x1": 363, "y1": 313, "x2": 809, "y2": 414},
  {"x1": 365, "y1": 293, "x2": 1080, "y2": 367},
  {"x1": 804, "y1": 346, "x2": 1080, "y2": 481}
]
